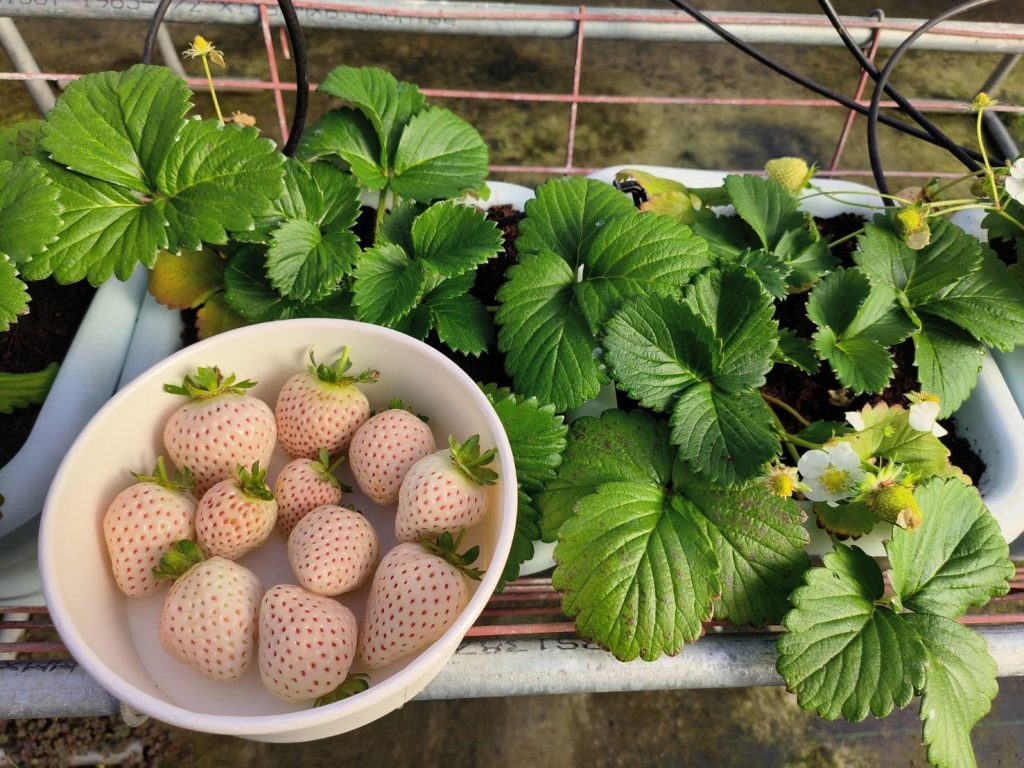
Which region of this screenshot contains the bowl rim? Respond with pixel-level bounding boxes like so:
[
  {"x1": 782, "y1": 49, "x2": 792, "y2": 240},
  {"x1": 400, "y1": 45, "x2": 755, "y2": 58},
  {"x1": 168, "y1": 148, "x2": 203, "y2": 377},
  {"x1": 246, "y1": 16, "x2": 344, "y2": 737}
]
[{"x1": 39, "y1": 317, "x2": 518, "y2": 736}]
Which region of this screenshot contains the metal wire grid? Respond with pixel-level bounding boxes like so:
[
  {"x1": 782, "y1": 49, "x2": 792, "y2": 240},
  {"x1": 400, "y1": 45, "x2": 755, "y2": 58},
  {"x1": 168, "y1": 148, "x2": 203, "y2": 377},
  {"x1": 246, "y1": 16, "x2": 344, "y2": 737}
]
[{"x1": 1, "y1": 4, "x2": 1024, "y2": 178}]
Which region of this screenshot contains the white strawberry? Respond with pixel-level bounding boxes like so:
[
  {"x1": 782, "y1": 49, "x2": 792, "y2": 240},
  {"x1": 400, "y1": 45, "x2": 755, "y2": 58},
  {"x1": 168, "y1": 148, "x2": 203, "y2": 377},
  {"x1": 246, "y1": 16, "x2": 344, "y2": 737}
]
[
  {"x1": 163, "y1": 366, "x2": 276, "y2": 495},
  {"x1": 349, "y1": 402, "x2": 436, "y2": 505},
  {"x1": 395, "y1": 434, "x2": 498, "y2": 543},
  {"x1": 288, "y1": 505, "x2": 378, "y2": 596},
  {"x1": 156, "y1": 540, "x2": 262, "y2": 682},
  {"x1": 195, "y1": 462, "x2": 277, "y2": 560},
  {"x1": 103, "y1": 457, "x2": 196, "y2": 597},
  {"x1": 258, "y1": 584, "x2": 363, "y2": 703},
  {"x1": 275, "y1": 348, "x2": 378, "y2": 459},
  {"x1": 274, "y1": 449, "x2": 344, "y2": 537},
  {"x1": 359, "y1": 533, "x2": 482, "y2": 669}
]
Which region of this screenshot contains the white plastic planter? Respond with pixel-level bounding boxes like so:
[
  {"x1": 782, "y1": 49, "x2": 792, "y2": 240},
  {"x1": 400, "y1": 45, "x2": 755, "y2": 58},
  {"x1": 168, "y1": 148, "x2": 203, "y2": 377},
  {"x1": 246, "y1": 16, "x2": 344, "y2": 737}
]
[
  {"x1": 0, "y1": 268, "x2": 149, "y2": 605},
  {"x1": 581, "y1": 166, "x2": 1024, "y2": 557}
]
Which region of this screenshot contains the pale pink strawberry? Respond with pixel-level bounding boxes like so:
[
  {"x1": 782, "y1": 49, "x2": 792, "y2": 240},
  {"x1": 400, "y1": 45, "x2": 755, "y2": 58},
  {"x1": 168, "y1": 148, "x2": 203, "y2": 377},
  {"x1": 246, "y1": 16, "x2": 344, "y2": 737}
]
[
  {"x1": 275, "y1": 348, "x2": 378, "y2": 459},
  {"x1": 395, "y1": 434, "x2": 498, "y2": 543},
  {"x1": 163, "y1": 366, "x2": 276, "y2": 495},
  {"x1": 103, "y1": 457, "x2": 196, "y2": 597},
  {"x1": 359, "y1": 533, "x2": 482, "y2": 668},
  {"x1": 288, "y1": 505, "x2": 378, "y2": 596},
  {"x1": 156, "y1": 540, "x2": 262, "y2": 681},
  {"x1": 349, "y1": 403, "x2": 436, "y2": 505},
  {"x1": 196, "y1": 462, "x2": 277, "y2": 560},
  {"x1": 274, "y1": 449, "x2": 344, "y2": 537},
  {"x1": 258, "y1": 584, "x2": 361, "y2": 703}
]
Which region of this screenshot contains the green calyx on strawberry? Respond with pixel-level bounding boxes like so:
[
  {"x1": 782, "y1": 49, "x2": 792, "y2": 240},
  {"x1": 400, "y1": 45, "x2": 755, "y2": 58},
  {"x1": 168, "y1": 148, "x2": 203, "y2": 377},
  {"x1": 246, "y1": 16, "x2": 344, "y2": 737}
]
[
  {"x1": 420, "y1": 529, "x2": 485, "y2": 581},
  {"x1": 163, "y1": 366, "x2": 257, "y2": 400},
  {"x1": 130, "y1": 455, "x2": 195, "y2": 494},
  {"x1": 382, "y1": 398, "x2": 429, "y2": 423},
  {"x1": 314, "y1": 673, "x2": 371, "y2": 708},
  {"x1": 308, "y1": 347, "x2": 379, "y2": 387},
  {"x1": 153, "y1": 539, "x2": 205, "y2": 581},
  {"x1": 235, "y1": 461, "x2": 275, "y2": 502},
  {"x1": 311, "y1": 448, "x2": 345, "y2": 490},
  {"x1": 447, "y1": 434, "x2": 498, "y2": 487}
]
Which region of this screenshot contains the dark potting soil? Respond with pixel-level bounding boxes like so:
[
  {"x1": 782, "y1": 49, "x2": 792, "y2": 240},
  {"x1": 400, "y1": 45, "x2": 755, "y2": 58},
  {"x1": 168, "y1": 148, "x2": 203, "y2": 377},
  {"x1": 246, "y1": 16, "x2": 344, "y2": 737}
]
[
  {"x1": 0, "y1": 279, "x2": 96, "y2": 466},
  {"x1": 813, "y1": 213, "x2": 864, "y2": 269},
  {"x1": 988, "y1": 235, "x2": 1020, "y2": 267}
]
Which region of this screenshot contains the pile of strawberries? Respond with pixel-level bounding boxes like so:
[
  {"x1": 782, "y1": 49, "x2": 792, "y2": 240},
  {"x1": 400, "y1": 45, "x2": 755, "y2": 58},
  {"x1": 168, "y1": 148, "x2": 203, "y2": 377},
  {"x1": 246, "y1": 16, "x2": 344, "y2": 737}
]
[{"x1": 102, "y1": 348, "x2": 498, "y2": 706}]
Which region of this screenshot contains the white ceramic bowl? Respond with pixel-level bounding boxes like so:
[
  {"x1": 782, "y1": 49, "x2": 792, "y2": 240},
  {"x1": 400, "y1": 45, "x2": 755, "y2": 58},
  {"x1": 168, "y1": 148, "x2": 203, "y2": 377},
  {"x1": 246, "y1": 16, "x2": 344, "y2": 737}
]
[{"x1": 38, "y1": 318, "x2": 517, "y2": 742}]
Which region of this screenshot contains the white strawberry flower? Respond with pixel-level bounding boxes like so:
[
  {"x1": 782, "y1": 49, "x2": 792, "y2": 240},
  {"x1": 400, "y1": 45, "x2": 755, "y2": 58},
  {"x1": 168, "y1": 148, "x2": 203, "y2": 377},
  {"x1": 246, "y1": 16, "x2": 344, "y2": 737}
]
[
  {"x1": 907, "y1": 392, "x2": 947, "y2": 438},
  {"x1": 797, "y1": 441, "x2": 865, "y2": 507},
  {"x1": 1006, "y1": 158, "x2": 1024, "y2": 206},
  {"x1": 845, "y1": 410, "x2": 866, "y2": 432}
]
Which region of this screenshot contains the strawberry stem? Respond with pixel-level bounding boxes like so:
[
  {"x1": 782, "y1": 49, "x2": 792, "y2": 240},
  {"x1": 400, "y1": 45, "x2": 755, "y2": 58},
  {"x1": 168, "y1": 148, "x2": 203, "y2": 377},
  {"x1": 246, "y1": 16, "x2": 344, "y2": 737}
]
[
  {"x1": 307, "y1": 347, "x2": 379, "y2": 387},
  {"x1": 314, "y1": 673, "x2": 371, "y2": 707},
  {"x1": 153, "y1": 539, "x2": 205, "y2": 581},
  {"x1": 131, "y1": 456, "x2": 195, "y2": 493},
  {"x1": 163, "y1": 366, "x2": 257, "y2": 400},
  {"x1": 236, "y1": 461, "x2": 275, "y2": 501},
  {"x1": 447, "y1": 434, "x2": 499, "y2": 487},
  {"x1": 421, "y1": 530, "x2": 485, "y2": 581},
  {"x1": 312, "y1": 448, "x2": 344, "y2": 488}
]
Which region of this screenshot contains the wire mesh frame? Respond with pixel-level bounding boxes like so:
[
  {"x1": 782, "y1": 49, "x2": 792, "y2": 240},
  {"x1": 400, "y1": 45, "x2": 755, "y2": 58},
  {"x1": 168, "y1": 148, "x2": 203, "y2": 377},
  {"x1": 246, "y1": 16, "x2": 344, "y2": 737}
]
[{"x1": 2, "y1": 2, "x2": 1024, "y2": 178}]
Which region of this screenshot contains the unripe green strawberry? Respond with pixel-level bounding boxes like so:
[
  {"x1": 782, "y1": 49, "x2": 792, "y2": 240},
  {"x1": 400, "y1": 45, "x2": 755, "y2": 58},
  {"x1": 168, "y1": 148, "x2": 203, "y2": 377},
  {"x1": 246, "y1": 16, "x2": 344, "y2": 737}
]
[
  {"x1": 866, "y1": 480, "x2": 922, "y2": 531},
  {"x1": 765, "y1": 157, "x2": 814, "y2": 196},
  {"x1": 895, "y1": 204, "x2": 931, "y2": 250}
]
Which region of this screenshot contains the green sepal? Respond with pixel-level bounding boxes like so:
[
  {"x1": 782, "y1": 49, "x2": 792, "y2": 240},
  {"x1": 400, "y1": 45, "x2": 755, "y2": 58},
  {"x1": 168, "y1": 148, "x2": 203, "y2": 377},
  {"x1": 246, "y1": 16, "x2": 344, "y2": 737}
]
[
  {"x1": 130, "y1": 455, "x2": 195, "y2": 494},
  {"x1": 310, "y1": 447, "x2": 344, "y2": 489},
  {"x1": 153, "y1": 539, "x2": 205, "y2": 581},
  {"x1": 447, "y1": 434, "x2": 499, "y2": 486},
  {"x1": 236, "y1": 461, "x2": 274, "y2": 502},
  {"x1": 421, "y1": 529, "x2": 485, "y2": 581},
  {"x1": 314, "y1": 673, "x2": 371, "y2": 707},
  {"x1": 163, "y1": 366, "x2": 257, "y2": 399},
  {"x1": 307, "y1": 347, "x2": 379, "y2": 386}
]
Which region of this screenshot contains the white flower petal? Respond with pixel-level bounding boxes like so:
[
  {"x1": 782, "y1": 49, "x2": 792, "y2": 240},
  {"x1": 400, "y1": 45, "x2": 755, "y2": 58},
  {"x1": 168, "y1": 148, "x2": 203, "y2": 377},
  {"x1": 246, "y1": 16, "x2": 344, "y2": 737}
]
[
  {"x1": 798, "y1": 450, "x2": 830, "y2": 479},
  {"x1": 1011, "y1": 158, "x2": 1024, "y2": 181},
  {"x1": 909, "y1": 400, "x2": 941, "y2": 432},
  {"x1": 1006, "y1": 174, "x2": 1024, "y2": 206},
  {"x1": 845, "y1": 411, "x2": 866, "y2": 431},
  {"x1": 931, "y1": 423, "x2": 948, "y2": 438},
  {"x1": 827, "y1": 441, "x2": 862, "y2": 472}
]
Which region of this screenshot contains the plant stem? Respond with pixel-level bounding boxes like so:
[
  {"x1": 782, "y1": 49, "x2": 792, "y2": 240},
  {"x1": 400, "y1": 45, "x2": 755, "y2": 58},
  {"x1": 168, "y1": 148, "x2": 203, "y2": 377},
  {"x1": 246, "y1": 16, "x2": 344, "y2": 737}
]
[
  {"x1": 761, "y1": 392, "x2": 810, "y2": 427},
  {"x1": 782, "y1": 432, "x2": 823, "y2": 450},
  {"x1": 202, "y1": 56, "x2": 224, "y2": 124},
  {"x1": 976, "y1": 106, "x2": 1001, "y2": 208},
  {"x1": 373, "y1": 189, "x2": 386, "y2": 242},
  {"x1": 827, "y1": 228, "x2": 864, "y2": 250},
  {"x1": 767, "y1": 407, "x2": 802, "y2": 464},
  {"x1": 802, "y1": 187, "x2": 912, "y2": 207},
  {"x1": 930, "y1": 171, "x2": 984, "y2": 197}
]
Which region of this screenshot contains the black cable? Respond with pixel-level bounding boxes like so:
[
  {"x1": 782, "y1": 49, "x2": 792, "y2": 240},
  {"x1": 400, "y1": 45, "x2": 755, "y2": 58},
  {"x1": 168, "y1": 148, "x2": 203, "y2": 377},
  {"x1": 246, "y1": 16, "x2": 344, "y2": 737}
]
[
  {"x1": 816, "y1": 0, "x2": 981, "y2": 172},
  {"x1": 142, "y1": 0, "x2": 309, "y2": 156},
  {"x1": 663, "y1": 0, "x2": 988, "y2": 162},
  {"x1": 867, "y1": 0, "x2": 1001, "y2": 202}
]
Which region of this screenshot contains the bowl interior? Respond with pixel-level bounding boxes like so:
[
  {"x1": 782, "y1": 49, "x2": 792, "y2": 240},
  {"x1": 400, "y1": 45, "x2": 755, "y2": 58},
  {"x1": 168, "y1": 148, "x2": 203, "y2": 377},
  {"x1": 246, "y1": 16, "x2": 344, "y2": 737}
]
[{"x1": 40, "y1": 319, "x2": 514, "y2": 734}]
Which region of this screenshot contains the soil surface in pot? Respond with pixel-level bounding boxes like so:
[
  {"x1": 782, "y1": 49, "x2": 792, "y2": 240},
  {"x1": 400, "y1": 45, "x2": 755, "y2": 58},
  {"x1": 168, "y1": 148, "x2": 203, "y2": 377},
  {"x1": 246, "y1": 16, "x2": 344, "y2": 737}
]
[{"x1": 0, "y1": 279, "x2": 96, "y2": 466}]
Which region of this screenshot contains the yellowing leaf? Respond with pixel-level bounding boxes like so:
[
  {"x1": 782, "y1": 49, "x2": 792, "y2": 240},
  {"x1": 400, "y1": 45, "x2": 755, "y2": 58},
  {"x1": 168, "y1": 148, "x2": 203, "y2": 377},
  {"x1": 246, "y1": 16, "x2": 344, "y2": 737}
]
[{"x1": 149, "y1": 248, "x2": 225, "y2": 309}]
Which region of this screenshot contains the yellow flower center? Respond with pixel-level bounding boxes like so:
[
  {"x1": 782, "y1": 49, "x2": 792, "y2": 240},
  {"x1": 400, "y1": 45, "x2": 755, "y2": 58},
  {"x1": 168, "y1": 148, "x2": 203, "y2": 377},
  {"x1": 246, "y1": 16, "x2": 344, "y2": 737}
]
[
  {"x1": 769, "y1": 472, "x2": 794, "y2": 498},
  {"x1": 820, "y1": 466, "x2": 850, "y2": 495}
]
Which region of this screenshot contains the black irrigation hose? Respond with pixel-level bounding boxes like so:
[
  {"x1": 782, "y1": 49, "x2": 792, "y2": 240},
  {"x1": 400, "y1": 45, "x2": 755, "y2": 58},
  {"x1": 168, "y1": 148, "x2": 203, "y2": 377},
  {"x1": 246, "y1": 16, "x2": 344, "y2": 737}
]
[
  {"x1": 867, "y1": 0, "x2": 1002, "y2": 202},
  {"x1": 816, "y1": 0, "x2": 982, "y2": 173},
  {"x1": 142, "y1": 0, "x2": 310, "y2": 156},
  {"x1": 662, "y1": 0, "x2": 989, "y2": 164}
]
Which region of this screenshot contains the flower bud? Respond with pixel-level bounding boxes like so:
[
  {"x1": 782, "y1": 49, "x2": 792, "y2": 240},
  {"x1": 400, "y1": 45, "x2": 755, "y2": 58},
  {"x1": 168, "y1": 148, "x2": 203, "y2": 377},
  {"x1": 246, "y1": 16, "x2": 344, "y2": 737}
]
[{"x1": 895, "y1": 205, "x2": 931, "y2": 250}]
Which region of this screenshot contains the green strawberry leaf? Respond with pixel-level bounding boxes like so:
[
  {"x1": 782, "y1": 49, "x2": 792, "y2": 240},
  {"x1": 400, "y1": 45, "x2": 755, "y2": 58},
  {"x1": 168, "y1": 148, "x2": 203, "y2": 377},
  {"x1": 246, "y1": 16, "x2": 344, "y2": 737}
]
[
  {"x1": 982, "y1": 199, "x2": 1024, "y2": 259},
  {"x1": 886, "y1": 478, "x2": 1012, "y2": 619},
  {"x1": 430, "y1": 291, "x2": 493, "y2": 356},
  {"x1": 903, "y1": 613, "x2": 999, "y2": 768},
  {"x1": 312, "y1": 163, "x2": 362, "y2": 232},
  {"x1": 41, "y1": 65, "x2": 190, "y2": 193},
  {"x1": 813, "y1": 500, "x2": 876, "y2": 539},
  {"x1": 774, "y1": 329, "x2": 819, "y2": 374},
  {"x1": 553, "y1": 481, "x2": 720, "y2": 661},
  {"x1": 730, "y1": 249, "x2": 791, "y2": 299},
  {"x1": 808, "y1": 268, "x2": 914, "y2": 394},
  {"x1": 223, "y1": 247, "x2": 354, "y2": 322},
  {"x1": 392, "y1": 107, "x2": 489, "y2": 202},
  {"x1": 515, "y1": 177, "x2": 635, "y2": 265},
  {"x1": 914, "y1": 317, "x2": 984, "y2": 417},
  {"x1": 777, "y1": 545, "x2": 927, "y2": 721},
  {"x1": 295, "y1": 109, "x2": 386, "y2": 190},
  {"x1": 411, "y1": 201, "x2": 502, "y2": 278},
  {"x1": 352, "y1": 243, "x2": 427, "y2": 326},
  {"x1": 537, "y1": 409, "x2": 672, "y2": 541},
  {"x1": 842, "y1": 403, "x2": 963, "y2": 482},
  {"x1": 195, "y1": 292, "x2": 248, "y2": 339},
  {"x1": 0, "y1": 158, "x2": 61, "y2": 264},
  {"x1": 775, "y1": 226, "x2": 837, "y2": 289},
  {"x1": 379, "y1": 200, "x2": 424, "y2": 255},
  {"x1": 0, "y1": 362, "x2": 59, "y2": 413},
  {"x1": 266, "y1": 220, "x2": 359, "y2": 302},
  {"x1": 149, "y1": 248, "x2": 224, "y2": 309},
  {"x1": 498, "y1": 491, "x2": 542, "y2": 591},
  {"x1": 277, "y1": 158, "x2": 324, "y2": 222},
  {"x1": 481, "y1": 384, "x2": 568, "y2": 495},
  {"x1": 796, "y1": 419, "x2": 853, "y2": 444},
  {"x1": 0, "y1": 257, "x2": 29, "y2": 332},
  {"x1": 724, "y1": 174, "x2": 804, "y2": 250},
  {"x1": 496, "y1": 249, "x2": 603, "y2": 412}
]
